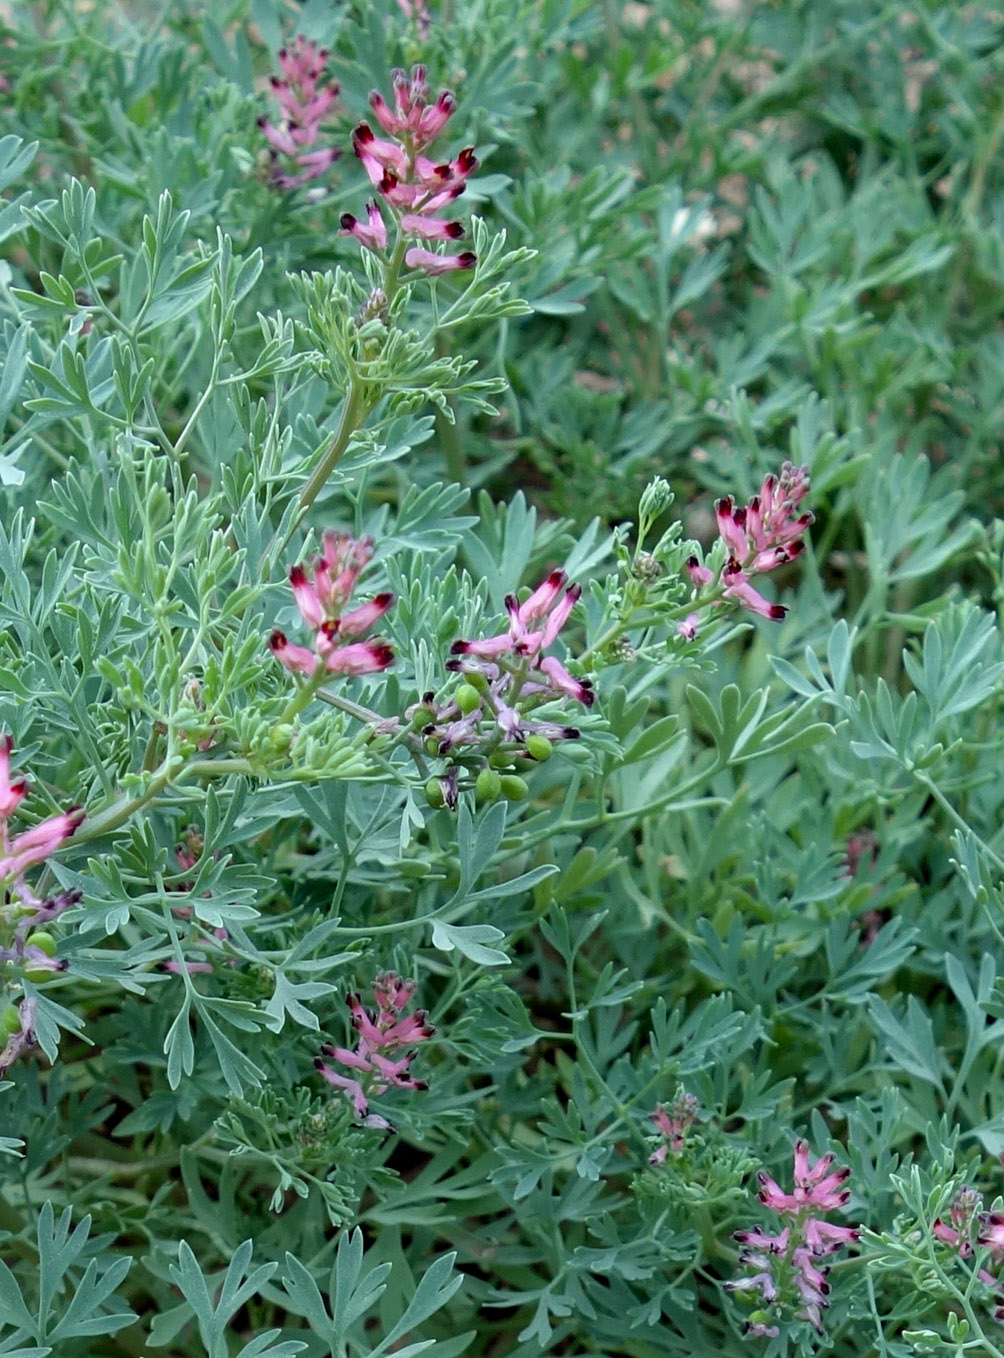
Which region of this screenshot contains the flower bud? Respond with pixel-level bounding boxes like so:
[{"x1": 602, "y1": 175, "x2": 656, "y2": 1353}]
[
  {"x1": 500, "y1": 774, "x2": 529, "y2": 801},
  {"x1": 638, "y1": 476, "x2": 674, "y2": 523}
]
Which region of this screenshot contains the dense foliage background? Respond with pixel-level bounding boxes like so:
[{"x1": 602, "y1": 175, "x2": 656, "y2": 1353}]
[{"x1": 3, "y1": 0, "x2": 1004, "y2": 1354}]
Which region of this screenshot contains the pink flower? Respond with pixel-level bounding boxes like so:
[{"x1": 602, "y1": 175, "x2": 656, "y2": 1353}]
[
  {"x1": 757, "y1": 1139, "x2": 852, "y2": 1214},
  {"x1": 685, "y1": 462, "x2": 813, "y2": 623},
  {"x1": 345, "y1": 66, "x2": 478, "y2": 275},
  {"x1": 978, "y1": 1211, "x2": 1004, "y2": 1260},
  {"x1": 339, "y1": 203, "x2": 388, "y2": 252},
  {"x1": 269, "y1": 532, "x2": 394, "y2": 681},
  {"x1": 403, "y1": 246, "x2": 477, "y2": 276},
  {"x1": 0, "y1": 739, "x2": 84, "y2": 916},
  {"x1": 316, "y1": 972, "x2": 433, "y2": 1124},
  {"x1": 412, "y1": 570, "x2": 595, "y2": 777},
  {"x1": 728, "y1": 1137, "x2": 858, "y2": 1339},
  {"x1": 259, "y1": 36, "x2": 340, "y2": 191},
  {"x1": 0, "y1": 737, "x2": 28, "y2": 817}
]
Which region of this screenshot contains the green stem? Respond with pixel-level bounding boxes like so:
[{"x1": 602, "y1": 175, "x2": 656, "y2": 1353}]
[{"x1": 297, "y1": 379, "x2": 368, "y2": 518}]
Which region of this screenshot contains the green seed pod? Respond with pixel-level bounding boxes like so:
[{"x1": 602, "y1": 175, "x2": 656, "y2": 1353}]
[
  {"x1": 28, "y1": 931, "x2": 56, "y2": 957},
  {"x1": 455, "y1": 683, "x2": 482, "y2": 715},
  {"x1": 489, "y1": 750, "x2": 513, "y2": 770},
  {"x1": 0, "y1": 1004, "x2": 21, "y2": 1037},
  {"x1": 464, "y1": 670, "x2": 490, "y2": 694},
  {"x1": 424, "y1": 736, "x2": 441, "y2": 756},
  {"x1": 475, "y1": 769, "x2": 502, "y2": 804},
  {"x1": 500, "y1": 774, "x2": 529, "y2": 801},
  {"x1": 424, "y1": 778, "x2": 445, "y2": 809},
  {"x1": 525, "y1": 735, "x2": 554, "y2": 762}
]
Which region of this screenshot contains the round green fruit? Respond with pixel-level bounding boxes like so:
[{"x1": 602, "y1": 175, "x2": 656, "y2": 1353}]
[
  {"x1": 475, "y1": 769, "x2": 502, "y2": 804},
  {"x1": 0, "y1": 1004, "x2": 21, "y2": 1037},
  {"x1": 424, "y1": 778, "x2": 445, "y2": 809},
  {"x1": 500, "y1": 774, "x2": 529, "y2": 801},
  {"x1": 525, "y1": 735, "x2": 553, "y2": 762},
  {"x1": 28, "y1": 931, "x2": 56, "y2": 957},
  {"x1": 455, "y1": 683, "x2": 481, "y2": 715}
]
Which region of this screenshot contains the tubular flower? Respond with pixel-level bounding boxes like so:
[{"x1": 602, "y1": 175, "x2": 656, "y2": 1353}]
[
  {"x1": 727, "y1": 1138, "x2": 859, "y2": 1339},
  {"x1": 258, "y1": 35, "x2": 341, "y2": 190},
  {"x1": 341, "y1": 65, "x2": 477, "y2": 277},
  {"x1": 926, "y1": 1188, "x2": 1004, "y2": 1323},
  {"x1": 686, "y1": 462, "x2": 814, "y2": 622},
  {"x1": 269, "y1": 532, "x2": 394, "y2": 680},
  {"x1": 0, "y1": 737, "x2": 83, "y2": 916},
  {"x1": 315, "y1": 972, "x2": 434, "y2": 1128}
]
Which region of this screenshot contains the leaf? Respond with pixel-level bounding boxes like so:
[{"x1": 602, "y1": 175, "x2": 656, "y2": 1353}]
[
  {"x1": 370, "y1": 1254, "x2": 465, "y2": 1355},
  {"x1": 430, "y1": 921, "x2": 510, "y2": 967}
]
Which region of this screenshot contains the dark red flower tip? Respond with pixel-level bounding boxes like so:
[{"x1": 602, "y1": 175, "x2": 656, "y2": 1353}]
[
  {"x1": 269, "y1": 629, "x2": 288, "y2": 651},
  {"x1": 354, "y1": 122, "x2": 375, "y2": 146},
  {"x1": 289, "y1": 564, "x2": 309, "y2": 587},
  {"x1": 369, "y1": 643, "x2": 395, "y2": 668},
  {"x1": 443, "y1": 221, "x2": 464, "y2": 239},
  {"x1": 449, "y1": 640, "x2": 470, "y2": 655},
  {"x1": 340, "y1": 213, "x2": 357, "y2": 230},
  {"x1": 456, "y1": 252, "x2": 477, "y2": 270},
  {"x1": 768, "y1": 604, "x2": 787, "y2": 620},
  {"x1": 457, "y1": 147, "x2": 477, "y2": 172}
]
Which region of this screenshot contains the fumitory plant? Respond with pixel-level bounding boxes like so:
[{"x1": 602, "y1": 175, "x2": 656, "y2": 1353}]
[{"x1": 2, "y1": 1, "x2": 1004, "y2": 1356}]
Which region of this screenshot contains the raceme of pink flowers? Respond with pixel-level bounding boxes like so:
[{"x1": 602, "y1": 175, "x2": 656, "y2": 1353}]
[
  {"x1": 315, "y1": 972, "x2": 434, "y2": 1129},
  {"x1": 727, "y1": 1138, "x2": 859, "y2": 1338},
  {"x1": 0, "y1": 736, "x2": 83, "y2": 917},
  {"x1": 259, "y1": 36, "x2": 341, "y2": 190},
  {"x1": 269, "y1": 531, "x2": 394, "y2": 679},
  {"x1": 0, "y1": 737, "x2": 84, "y2": 1075},
  {"x1": 415, "y1": 569, "x2": 594, "y2": 762},
  {"x1": 686, "y1": 461, "x2": 813, "y2": 621},
  {"x1": 341, "y1": 65, "x2": 477, "y2": 277}
]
